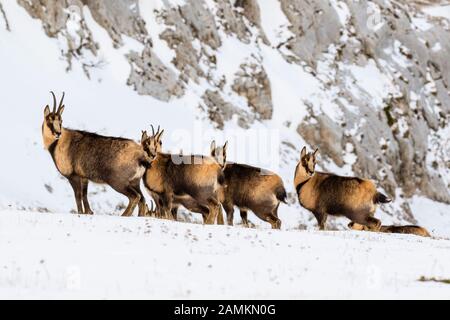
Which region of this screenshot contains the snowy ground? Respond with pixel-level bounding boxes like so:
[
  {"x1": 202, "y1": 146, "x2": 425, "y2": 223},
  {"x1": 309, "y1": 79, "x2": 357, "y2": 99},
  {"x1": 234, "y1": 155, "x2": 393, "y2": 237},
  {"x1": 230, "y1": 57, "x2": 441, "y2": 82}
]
[{"x1": 1, "y1": 210, "x2": 450, "y2": 300}]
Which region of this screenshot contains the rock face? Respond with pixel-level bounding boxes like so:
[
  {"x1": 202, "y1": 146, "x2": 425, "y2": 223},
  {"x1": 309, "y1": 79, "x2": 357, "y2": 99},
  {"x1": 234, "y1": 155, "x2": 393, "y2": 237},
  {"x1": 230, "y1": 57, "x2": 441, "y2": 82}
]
[{"x1": 11, "y1": 0, "x2": 450, "y2": 220}]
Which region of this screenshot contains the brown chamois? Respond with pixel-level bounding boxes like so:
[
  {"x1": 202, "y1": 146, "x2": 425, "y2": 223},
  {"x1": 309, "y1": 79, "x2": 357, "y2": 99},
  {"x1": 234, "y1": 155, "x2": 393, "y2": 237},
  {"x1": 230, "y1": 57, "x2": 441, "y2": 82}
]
[
  {"x1": 42, "y1": 92, "x2": 152, "y2": 216},
  {"x1": 141, "y1": 126, "x2": 224, "y2": 224},
  {"x1": 211, "y1": 141, "x2": 287, "y2": 229},
  {"x1": 348, "y1": 222, "x2": 431, "y2": 237},
  {"x1": 294, "y1": 146, "x2": 391, "y2": 230}
]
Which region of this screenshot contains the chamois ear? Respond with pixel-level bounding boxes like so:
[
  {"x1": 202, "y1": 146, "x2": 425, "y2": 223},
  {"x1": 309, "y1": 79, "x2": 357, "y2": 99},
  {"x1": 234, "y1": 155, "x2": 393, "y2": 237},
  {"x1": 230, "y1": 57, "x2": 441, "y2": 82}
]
[
  {"x1": 301, "y1": 146, "x2": 307, "y2": 158},
  {"x1": 222, "y1": 141, "x2": 228, "y2": 162},
  {"x1": 44, "y1": 105, "x2": 50, "y2": 117},
  {"x1": 210, "y1": 140, "x2": 216, "y2": 155},
  {"x1": 141, "y1": 130, "x2": 148, "y2": 142},
  {"x1": 58, "y1": 105, "x2": 65, "y2": 115},
  {"x1": 313, "y1": 148, "x2": 319, "y2": 159}
]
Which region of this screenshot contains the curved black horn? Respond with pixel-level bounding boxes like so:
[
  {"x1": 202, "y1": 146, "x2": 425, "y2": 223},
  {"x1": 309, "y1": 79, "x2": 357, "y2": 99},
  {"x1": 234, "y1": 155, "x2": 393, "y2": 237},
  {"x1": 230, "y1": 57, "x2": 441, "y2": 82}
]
[
  {"x1": 151, "y1": 125, "x2": 155, "y2": 136},
  {"x1": 58, "y1": 92, "x2": 65, "y2": 112},
  {"x1": 50, "y1": 91, "x2": 57, "y2": 113}
]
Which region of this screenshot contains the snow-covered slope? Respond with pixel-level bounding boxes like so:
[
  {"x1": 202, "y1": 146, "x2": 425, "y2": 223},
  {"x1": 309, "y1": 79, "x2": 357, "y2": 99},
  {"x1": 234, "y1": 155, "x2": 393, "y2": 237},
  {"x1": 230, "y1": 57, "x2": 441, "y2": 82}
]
[{"x1": 1, "y1": 210, "x2": 450, "y2": 299}]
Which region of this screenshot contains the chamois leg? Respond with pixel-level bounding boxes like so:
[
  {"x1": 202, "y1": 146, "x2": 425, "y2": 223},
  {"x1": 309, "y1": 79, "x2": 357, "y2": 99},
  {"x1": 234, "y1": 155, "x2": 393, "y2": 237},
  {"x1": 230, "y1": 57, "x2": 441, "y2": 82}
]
[
  {"x1": 67, "y1": 175, "x2": 83, "y2": 214},
  {"x1": 266, "y1": 214, "x2": 281, "y2": 229},
  {"x1": 199, "y1": 207, "x2": 219, "y2": 224},
  {"x1": 150, "y1": 193, "x2": 162, "y2": 218},
  {"x1": 81, "y1": 178, "x2": 94, "y2": 215},
  {"x1": 253, "y1": 206, "x2": 281, "y2": 229},
  {"x1": 171, "y1": 207, "x2": 178, "y2": 221},
  {"x1": 159, "y1": 193, "x2": 174, "y2": 220},
  {"x1": 313, "y1": 211, "x2": 328, "y2": 230},
  {"x1": 348, "y1": 208, "x2": 381, "y2": 231},
  {"x1": 135, "y1": 186, "x2": 147, "y2": 217},
  {"x1": 156, "y1": 198, "x2": 165, "y2": 218},
  {"x1": 216, "y1": 206, "x2": 225, "y2": 225},
  {"x1": 222, "y1": 201, "x2": 234, "y2": 226},
  {"x1": 364, "y1": 217, "x2": 382, "y2": 231},
  {"x1": 269, "y1": 204, "x2": 282, "y2": 229},
  {"x1": 205, "y1": 198, "x2": 220, "y2": 225},
  {"x1": 121, "y1": 187, "x2": 141, "y2": 217},
  {"x1": 240, "y1": 210, "x2": 249, "y2": 227}
]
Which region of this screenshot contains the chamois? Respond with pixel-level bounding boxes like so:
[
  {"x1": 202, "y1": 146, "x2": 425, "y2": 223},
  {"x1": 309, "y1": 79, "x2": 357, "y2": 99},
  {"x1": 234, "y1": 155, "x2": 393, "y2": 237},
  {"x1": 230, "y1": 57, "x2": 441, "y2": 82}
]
[
  {"x1": 211, "y1": 141, "x2": 287, "y2": 229},
  {"x1": 42, "y1": 92, "x2": 151, "y2": 216},
  {"x1": 141, "y1": 126, "x2": 224, "y2": 224},
  {"x1": 294, "y1": 146, "x2": 391, "y2": 230},
  {"x1": 348, "y1": 222, "x2": 431, "y2": 237}
]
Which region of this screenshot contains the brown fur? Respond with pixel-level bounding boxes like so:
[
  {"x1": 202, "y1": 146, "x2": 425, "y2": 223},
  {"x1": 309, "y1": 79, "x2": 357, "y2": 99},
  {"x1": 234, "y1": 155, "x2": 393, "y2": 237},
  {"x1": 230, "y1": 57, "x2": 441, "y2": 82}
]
[
  {"x1": 141, "y1": 128, "x2": 224, "y2": 224},
  {"x1": 42, "y1": 92, "x2": 151, "y2": 217},
  {"x1": 294, "y1": 147, "x2": 391, "y2": 230},
  {"x1": 212, "y1": 142, "x2": 287, "y2": 229},
  {"x1": 348, "y1": 222, "x2": 431, "y2": 237}
]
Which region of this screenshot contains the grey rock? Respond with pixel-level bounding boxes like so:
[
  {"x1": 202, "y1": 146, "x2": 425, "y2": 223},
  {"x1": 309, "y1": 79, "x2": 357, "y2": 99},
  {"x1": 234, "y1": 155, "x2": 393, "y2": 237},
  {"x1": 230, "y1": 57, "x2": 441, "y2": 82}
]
[
  {"x1": 126, "y1": 46, "x2": 185, "y2": 101},
  {"x1": 81, "y1": 0, "x2": 148, "y2": 47},
  {"x1": 232, "y1": 62, "x2": 273, "y2": 120}
]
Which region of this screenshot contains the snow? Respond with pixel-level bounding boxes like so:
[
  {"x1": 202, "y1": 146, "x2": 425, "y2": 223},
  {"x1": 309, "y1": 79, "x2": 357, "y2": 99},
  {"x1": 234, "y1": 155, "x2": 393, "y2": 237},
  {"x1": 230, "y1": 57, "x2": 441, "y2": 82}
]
[
  {"x1": 345, "y1": 59, "x2": 401, "y2": 108},
  {"x1": 423, "y1": 5, "x2": 450, "y2": 20},
  {"x1": 411, "y1": 17, "x2": 433, "y2": 31},
  {"x1": 1, "y1": 210, "x2": 450, "y2": 299},
  {"x1": 258, "y1": 0, "x2": 293, "y2": 46},
  {"x1": 412, "y1": 196, "x2": 450, "y2": 239}
]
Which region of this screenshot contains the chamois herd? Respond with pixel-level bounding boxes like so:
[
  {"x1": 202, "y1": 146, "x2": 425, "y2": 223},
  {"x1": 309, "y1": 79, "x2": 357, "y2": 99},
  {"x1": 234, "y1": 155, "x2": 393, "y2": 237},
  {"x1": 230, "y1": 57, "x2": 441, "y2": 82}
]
[{"x1": 42, "y1": 92, "x2": 430, "y2": 237}]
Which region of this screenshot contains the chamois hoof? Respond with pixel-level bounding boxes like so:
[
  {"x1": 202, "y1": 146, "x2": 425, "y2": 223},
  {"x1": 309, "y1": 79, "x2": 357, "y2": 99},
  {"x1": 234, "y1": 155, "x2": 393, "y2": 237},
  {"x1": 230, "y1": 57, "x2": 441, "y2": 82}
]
[{"x1": 271, "y1": 219, "x2": 282, "y2": 230}]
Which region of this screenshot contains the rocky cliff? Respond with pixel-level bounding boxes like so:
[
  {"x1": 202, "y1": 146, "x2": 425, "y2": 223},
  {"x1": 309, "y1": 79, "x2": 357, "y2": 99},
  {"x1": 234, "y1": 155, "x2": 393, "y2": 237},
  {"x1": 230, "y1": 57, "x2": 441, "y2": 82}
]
[{"x1": 2, "y1": 0, "x2": 449, "y2": 223}]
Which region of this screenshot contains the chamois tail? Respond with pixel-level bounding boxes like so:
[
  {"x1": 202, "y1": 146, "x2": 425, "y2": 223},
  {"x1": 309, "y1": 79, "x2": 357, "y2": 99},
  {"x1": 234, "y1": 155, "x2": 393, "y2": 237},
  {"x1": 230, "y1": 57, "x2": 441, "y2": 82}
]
[
  {"x1": 275, "y1": 185, "x2": 288, "y2": 204},
  {"x1": 374, "y1": 192, "x2": 392, "y2": 204}
]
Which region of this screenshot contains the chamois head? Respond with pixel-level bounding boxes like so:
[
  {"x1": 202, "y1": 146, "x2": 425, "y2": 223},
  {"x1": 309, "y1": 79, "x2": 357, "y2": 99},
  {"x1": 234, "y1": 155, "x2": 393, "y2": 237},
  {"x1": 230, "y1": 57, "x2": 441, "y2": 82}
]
[
  {"x1": 43, "y1": 91, "x2": 65, "y2": 140},
  {"x1": 210, "y1": 140, "x2": 228, "y2": 167},
  {"x1": 297, "y1": 146, "x2": 319, "y2": 178},
  {"x1": 141, "y1": 125, "x2": 164, "y2": 159}
]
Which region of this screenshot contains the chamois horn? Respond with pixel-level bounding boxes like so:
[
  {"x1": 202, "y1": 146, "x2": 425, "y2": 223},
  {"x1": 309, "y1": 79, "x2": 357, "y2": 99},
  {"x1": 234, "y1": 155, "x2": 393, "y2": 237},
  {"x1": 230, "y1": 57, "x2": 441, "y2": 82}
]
[
  {"x1": 50, "y1": 91, "x2": 57, "y2": 113},
  {"x1": 57, "y1": 92, "x2": 65, "y2": 113},
  {"x1": 150, "y1": 125, "x2": 161, "y2": 137}
]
